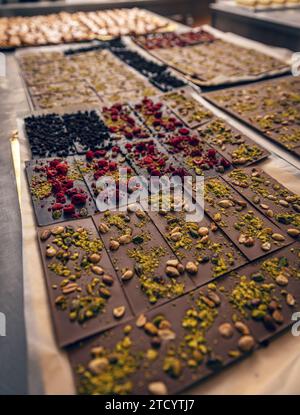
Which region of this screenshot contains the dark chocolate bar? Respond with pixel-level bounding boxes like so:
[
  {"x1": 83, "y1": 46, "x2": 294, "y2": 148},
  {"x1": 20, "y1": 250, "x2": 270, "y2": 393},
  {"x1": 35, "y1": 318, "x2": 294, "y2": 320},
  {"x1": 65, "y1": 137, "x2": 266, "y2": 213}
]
[
  {"x1": 146, "y1": 195, "x2": 247, "y2": 287},
  {"x1": 161, "y1": 87, "x2": 213, "y2": 128},
  {"x1": 37, "y1": 218, "x2": 133, "y2": 347},
  {"x1": 204, "y1": 176, "x2": 293, "y2": 260},
  {"x1": 25, "y1": 157, "x2": 97, "y2": 226},
  {"x1": 197, "y1": 118, "x2": 269, "y2": 166},
  {"x1": 92, "y1": 207, "x2": 195, "y2": 314},
  {"x1": 223, "y1": 167, "x2": 300, "y2": 239}
]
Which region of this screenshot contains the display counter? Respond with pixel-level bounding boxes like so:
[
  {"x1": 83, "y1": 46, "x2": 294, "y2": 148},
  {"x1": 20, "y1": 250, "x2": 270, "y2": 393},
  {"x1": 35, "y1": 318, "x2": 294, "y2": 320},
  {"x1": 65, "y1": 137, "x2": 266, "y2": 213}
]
[{"x1": 211, "y1": 1, "x2": 300, "y2": 50}]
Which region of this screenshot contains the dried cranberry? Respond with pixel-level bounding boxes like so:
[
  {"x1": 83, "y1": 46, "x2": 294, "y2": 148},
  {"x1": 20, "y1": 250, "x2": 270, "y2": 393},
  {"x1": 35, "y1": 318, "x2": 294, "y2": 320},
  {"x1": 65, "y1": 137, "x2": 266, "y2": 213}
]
[
  {"x1": 94, "y1": 150, "x2": 107, "y2": 158},
  {"x1": 63, "y1": 179, "x2": 74, "y2": 189},
  {"x1": 220, "y1": 158, "x2": 231, "y2": 168},
  {"x1": 150, "y1": 169, "x2": 161, "y2": 176},
  {"x1": 49, "y1": 159, "x2": 61, "y2": 168},
  {"x1": 98, "y1": 159, "x2": 108, "y2": 168},
  {"x1": 63, "y1": 204, "x2": 75, "y2": 215},
  {"x1": 86, "y1": 150, "x2": 94, "y2": 160},
  {"x1": 47, "y1": 168, "x2": 57, "y2": 178},
  {"x1": 109, "y1": 162, "x2": 117, "y2": 171},
  {"x1": 112, "y1": 146, "x2": 120, "y2": 153},
  {"x1": 179, "y1": 128, "x2": 189, "y2": 135},
  {"x1": 71, "y1": 193, "x2": 87, "y2": 205},
  {"x1": 52, "y1": 203, "x2": 64, "y2": 211},
  {"x1": 56, "y1": 163, "x2": 68, "y2": 175},
  {"x1": 56, "y1": 192, "x2": 66, "y2": 203},
  {"x1": 207, "y1": 149, "x2": 217, "y2": 158},
  {"x1": 52, "y1": 180, "x2": 62, "y2": 194}
]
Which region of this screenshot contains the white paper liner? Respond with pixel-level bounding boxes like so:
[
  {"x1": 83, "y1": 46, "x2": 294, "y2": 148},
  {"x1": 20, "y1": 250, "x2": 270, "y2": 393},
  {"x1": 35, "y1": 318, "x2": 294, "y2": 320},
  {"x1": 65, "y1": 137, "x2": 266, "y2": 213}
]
[{"x1": 14, "y1": 31, "x2": 300, "y2": 394}]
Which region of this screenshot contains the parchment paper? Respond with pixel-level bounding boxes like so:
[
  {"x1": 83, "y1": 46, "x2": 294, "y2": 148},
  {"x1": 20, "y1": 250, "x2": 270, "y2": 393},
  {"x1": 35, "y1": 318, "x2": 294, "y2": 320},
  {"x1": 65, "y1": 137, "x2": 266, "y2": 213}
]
[{"x1": 17, "y1": 29, "x2": 300, "y2": 395}]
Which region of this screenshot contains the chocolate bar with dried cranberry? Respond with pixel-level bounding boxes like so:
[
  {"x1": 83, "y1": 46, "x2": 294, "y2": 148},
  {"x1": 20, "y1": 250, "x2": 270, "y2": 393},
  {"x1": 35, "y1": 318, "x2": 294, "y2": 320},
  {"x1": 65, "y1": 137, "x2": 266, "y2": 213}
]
[
  {"x1": 132, "y1": 30, "x2": 215, "y2": 50},
  {"x1": 25, "y1": 157, "x2": 96, "y2": 226},
  {"x1": 102, "y1": 103, "x2": 152, "y2": 142},
  {"x1": 121, "y1": 139, "x2": 190, "y2": 180},
  {"x1": 162, "y1": 131, "x2": 232, "y2": 178},
  {"x1": 75, "y1": 147, "x2": 136, "y2": 210},
  {"x1": 133, "y1": 97, "x2": 185, "y2": 136}
]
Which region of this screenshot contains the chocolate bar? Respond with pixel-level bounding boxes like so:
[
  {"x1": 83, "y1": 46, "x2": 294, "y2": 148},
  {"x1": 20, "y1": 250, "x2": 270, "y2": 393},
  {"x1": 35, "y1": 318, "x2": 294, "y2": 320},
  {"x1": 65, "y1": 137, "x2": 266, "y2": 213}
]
[
  {"x1": 92, "y1": 207, "x2": 195, "y2": 314},
  {"x1": 37, "y1": 218, "x2": 133, "y2": 346},
  {"x1": 197, "y1": 118, "x2": 269, "y2": 166},
  {"x1": 25, "y1": 157, "x2": 96, "y2": 226},
  {"x1": 223, "y1": 167, "x2": 300, "y2": 239},
  {"x1": 204, "y1": 176, "x2": 293, "y2": 260}
]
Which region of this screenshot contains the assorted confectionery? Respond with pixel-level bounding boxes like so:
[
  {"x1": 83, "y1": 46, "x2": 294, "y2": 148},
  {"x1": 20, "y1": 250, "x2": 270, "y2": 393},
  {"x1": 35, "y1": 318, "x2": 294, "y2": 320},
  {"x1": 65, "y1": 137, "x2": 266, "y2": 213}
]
[
  {"x1": 3, "y1": 6, "x2": 300, "y2": 395},
  {"x1": 235, "y1": 0, "x2": 300, "y2": 8},
  {"x1": 131, "y1": 30, "x2": 289, "y2": 86},
  {"x1": 0, "y1": 8, "x2": 174, "y2": 49}
]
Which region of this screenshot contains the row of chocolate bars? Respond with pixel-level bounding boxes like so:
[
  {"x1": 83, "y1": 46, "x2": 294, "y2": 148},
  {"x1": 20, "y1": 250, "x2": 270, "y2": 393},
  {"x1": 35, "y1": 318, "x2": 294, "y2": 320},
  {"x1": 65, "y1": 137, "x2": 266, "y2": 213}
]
[
  {"x1": 17, "y1": 31, "x2": 300, "y2": 159},
  {"x1": 25, "y1": 88, "x2": 270, "y2": 225},
  {"x1": 23, "y1": 90, "x2": 300, "y2": 395},
  {"x1": 19, "y1": 32, "x2": 300, "y2": 395}
]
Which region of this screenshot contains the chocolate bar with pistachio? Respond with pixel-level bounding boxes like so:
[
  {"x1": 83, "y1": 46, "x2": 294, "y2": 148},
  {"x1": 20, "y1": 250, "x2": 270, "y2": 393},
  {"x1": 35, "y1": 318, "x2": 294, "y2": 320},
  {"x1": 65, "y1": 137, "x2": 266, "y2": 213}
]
[
  {"x1": 93, "y1": 206, "x2": 195, "y2": 314},
  {"x1": 161, "y1": 87, "x2": 213, "y2": 128},
  {"x1": 197, "y1": 118, "x2": 269, "y2": 166},
  {"x1": 68, "y1": 243, "x2": 300, "y2": 395},
  {"x1": 223, "y1": 167, "x2": 300, "y2": 239},
  {"x1": 38, "y1": 218, "x2": 132, "y2": 346},
  {"x1": 204, "y1": 176, "x2": 293, "y2": 260},
  {"x1": 147, "y1": 195, "x2": 247, "y2": 287}
]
